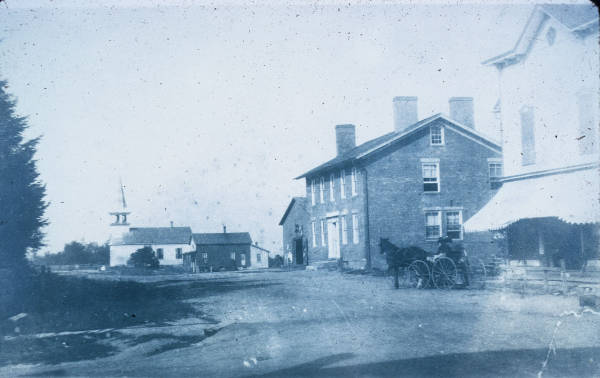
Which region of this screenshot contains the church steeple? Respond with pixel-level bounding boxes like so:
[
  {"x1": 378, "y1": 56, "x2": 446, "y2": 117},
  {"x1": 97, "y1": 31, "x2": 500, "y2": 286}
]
[{"x1": 110, "y1": 178, "x2": 130, "y2": 226}]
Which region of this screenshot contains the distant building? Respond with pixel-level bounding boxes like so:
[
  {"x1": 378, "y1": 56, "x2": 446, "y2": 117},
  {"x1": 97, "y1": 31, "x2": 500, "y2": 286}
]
[
  {"x1": 279, "y1": 197, "x2": 310, "y2": 266},
  {"x1": 183, "y1": 227, "x2": 254, "y2": 272},
  {"x1": 250, "y1": 242, "x2": 271, "y2": 269},
  {"x1": 108, "y1": 181, "x2": 195, "y2": 266},
  {"x1": 465, "y1": 4, "x2": 600, "y2": 269},
  {"x1": 110, "y1": 226, "x2": 195, "y2": 266},
  {"x1": 296, "y1": 96, "x2": 503, "y2": 270}
]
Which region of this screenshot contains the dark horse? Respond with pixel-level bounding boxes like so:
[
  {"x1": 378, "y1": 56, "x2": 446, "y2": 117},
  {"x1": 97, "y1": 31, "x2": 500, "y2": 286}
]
[{"x1": 380, "y1": 238, "x2": 430, "y2": 289}]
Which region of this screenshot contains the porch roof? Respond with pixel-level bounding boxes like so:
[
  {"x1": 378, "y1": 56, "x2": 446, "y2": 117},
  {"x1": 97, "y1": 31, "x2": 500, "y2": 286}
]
[{"x1": 464, "y1": 165, "x2": 600, "y2": 232}]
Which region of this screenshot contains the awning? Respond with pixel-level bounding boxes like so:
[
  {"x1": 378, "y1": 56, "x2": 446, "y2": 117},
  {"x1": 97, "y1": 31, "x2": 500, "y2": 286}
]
[{"x1": 464, "y1": 167, "x2": 600, "y2": 232}]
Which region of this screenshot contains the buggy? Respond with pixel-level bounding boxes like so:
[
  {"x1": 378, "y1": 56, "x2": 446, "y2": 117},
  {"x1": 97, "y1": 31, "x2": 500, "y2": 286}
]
[{"x1": 380, "y1": 238, "x2": 487, "y2": 289}]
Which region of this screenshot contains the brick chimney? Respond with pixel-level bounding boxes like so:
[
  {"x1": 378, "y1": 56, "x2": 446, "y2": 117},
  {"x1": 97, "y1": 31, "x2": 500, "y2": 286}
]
[
  {"x1": 449, "y1": 97, "x2": 474, "y2": 129},
  {"x1": 335, "y1": 124, "x2": 356, "y2": 156},
  {"x1": 393, "y1": 96, "x2": 418, "y2": 132},
  {"x1": 223, "y1": 225, "x2": 227, "y2": 233}
]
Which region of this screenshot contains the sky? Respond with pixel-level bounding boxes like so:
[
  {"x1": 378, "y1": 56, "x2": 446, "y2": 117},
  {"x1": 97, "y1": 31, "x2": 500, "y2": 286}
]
[{"x1": 0, "y1": 0, "x2": 579, "y2": 254}]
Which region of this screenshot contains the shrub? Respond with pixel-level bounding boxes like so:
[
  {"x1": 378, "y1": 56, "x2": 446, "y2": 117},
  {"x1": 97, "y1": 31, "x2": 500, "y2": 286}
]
[{"x1": 127, "y1": 247, "x2": 159, "y2": 269}]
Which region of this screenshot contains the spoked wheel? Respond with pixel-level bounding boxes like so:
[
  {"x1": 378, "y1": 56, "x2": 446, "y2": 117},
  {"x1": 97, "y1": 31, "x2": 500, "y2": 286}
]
[
  {"x1": 406, "y1": 260, "x2": 430, "y2": 289},
  {"x1": 432, "y1": 257, "x2": 457, "y2": 289},
  {"x1": 467, "y1": 257, "x2": 487, "y2": 289}
]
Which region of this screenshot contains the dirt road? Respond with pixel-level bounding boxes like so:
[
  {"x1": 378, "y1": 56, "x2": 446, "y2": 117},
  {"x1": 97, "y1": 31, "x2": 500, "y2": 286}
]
[{"x1": 1, "y1": 270, "x2": 599, "y2": 377}]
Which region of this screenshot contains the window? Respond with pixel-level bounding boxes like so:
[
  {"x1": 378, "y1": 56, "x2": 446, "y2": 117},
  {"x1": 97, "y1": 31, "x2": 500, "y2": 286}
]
[
  {"x1": 352, "y1": 213, "x2": 359, "y2": 244},
  {"x1": 520, "y1": 106, "x2": 536, "y2": 165},
  {"x1": 310, "y1": 179, "x2": 316, "y2": 206},
  {"x1": 201, "y1": 252, "x2": 208, "y2": 264},
  {"x1": 230, "y1": 252, "x2": 236, "y2": 260},
  {"x1": 319, "y1": 177, "x2": 325, "y2": 203},
  {"x1": 256, "y1": 253, "x2": 262, "y2": 263},
  {"x1": 488, "y1": 161, "x2": 503, "y2": 189},
  {"x1": 341, "y1": 215, "x2": 348, "y2": 245},
  {"x1": 156, "y1": 248, "x2": 164, "y2": 260},
  {"x1": 329, "y1": 173, "x2": 335, "y2": 202},
  {"x1": 446, "y1": 211, "x2": 462, "y2": 240},
  {"x1": 422, "y1": 163, "x2": 440, "y2": 192},
  {"x1": 176, "y1": 248, "x2": 182, "y2": 259},
  {"x1": 425, "y1": 212, "x2": 441, "y2": 240},
  {"x1": 340, "y1": 169, "x2": 346, "y2": 199},
  {"x1": 241, "y1": 253, "x2": 246, "y2": 266},
  {"x1": 351, "y1": 167, "x2": 358, "y2": 196},
  {"x1": 430, "y1": 125, "x2": 444, "y2": 145},
  {"x1": 311, "y1": 221, "x2": 317, "y2": 247},
  {"x1": 577, "y1": 92, "x2": 598, "y2": 155},
  {"x1": 320, "y1": 219, "x2": 326, "y2": 246}
]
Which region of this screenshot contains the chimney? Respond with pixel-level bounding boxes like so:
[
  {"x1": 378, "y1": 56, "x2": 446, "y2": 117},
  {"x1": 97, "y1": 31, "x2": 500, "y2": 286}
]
[
  {"x1": 449, "y1": 97, "x2": 474, "y2": 128},
  {"x1": 393, "y1": 96, "x2": 418, "y2": 132},
  {"x1": 335, "y1": 124, "x2": 356, "y2": 156},
  {"x1": 223, "y1": 225, "x2": 227, "y2": 233},
  {"x1": 170, "y1": 221, "x2": 173, "y2": 228}
]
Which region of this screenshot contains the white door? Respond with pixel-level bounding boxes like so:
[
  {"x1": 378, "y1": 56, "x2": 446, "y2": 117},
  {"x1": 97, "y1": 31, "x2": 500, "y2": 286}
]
[{"x1": 327, "y1": 218, "x2": 340, "y2": 259}]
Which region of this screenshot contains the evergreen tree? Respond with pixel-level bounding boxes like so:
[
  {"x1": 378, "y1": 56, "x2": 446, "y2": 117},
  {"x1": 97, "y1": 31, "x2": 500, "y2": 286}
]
[{"x1": 0, "y1": 80, "x2": 48, "y2": 271}]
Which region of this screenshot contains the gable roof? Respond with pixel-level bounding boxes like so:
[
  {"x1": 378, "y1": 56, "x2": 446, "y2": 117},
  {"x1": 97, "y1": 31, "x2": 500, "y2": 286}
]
[
  {"x1": 279, "y1": 197, "x2": 308, "y2": 226},
  {"x1": 193, "y1": 232, "x2": 252, "y2": 245},
  {"x1": 116, "y1": 227, "x2": 193, "y2": 245},
  {"x1": 295, "y1": 113, "x2": 501, "y2": 179},
  {"x1": 483, "y1": 4, "x2": 598, "y2": 67}
]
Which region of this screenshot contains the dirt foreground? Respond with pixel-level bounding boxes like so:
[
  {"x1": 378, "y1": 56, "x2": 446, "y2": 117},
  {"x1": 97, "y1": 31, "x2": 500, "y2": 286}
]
[{"x1": 1, "y1": 269, "x2": 599, "y2": 377}]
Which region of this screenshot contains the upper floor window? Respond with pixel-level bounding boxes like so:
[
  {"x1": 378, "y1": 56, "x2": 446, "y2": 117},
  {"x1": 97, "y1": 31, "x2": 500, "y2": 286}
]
[
  {"x1": 340, "y1": 169, "x2": 346, "y2": 199},
  {"x1": 422, "y1": 161, "x2": 440, "y2": 192},
  {"x1": 577, "y1": 92, "x2": 598, "y2": 155},
  {"x1": 310, "y1": 179, "x2": 316, "y2": 206},
  {"x1": 445, "y1": 211, "x2": 462, "y2": 240},
  {"x1": 351, "y1": 167, "x2": 358, "y2": 196},
  {"x1": 319, "y1": 177, "x2": 325, "y2": 203},
  {"x1": 488, "y1": 159, "x2": 503, "y2": 189},
  {"x1": 520, "y1": 106, "x2": 536, "y2": 166},
  {"x1": 430, "y1": 125, "x2": 444, "y2": 145},
  {"x1": 329, "y1": 173, "x2": 335, "y2": 202},
  {"x1": 176, "y1": 248, "x2": 183, "y2": 259},
  {"x1": 425, "y1": 212, "x2": 441, "y2": 240}
]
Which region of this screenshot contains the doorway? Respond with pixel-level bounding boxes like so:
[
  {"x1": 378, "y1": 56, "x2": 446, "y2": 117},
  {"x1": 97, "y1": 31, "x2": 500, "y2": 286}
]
[
  {"x1": 295, "y1": 238, "x2": 304, "y2": 265},
  {"x1": 327, "y1": 218, "x2": 340, "y2": 259}
]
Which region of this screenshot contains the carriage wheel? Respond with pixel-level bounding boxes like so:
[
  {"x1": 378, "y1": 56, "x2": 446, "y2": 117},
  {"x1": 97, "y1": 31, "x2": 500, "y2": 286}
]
[
  {"x1": 467, "y1": 257, "x2": 487, "y2": 289},
  {"x1": 407, "y1": 260, "x2": 430, "y2": 289},
  {"x1": 432, "y1": 257, "x2": 457, "y2": 289}
]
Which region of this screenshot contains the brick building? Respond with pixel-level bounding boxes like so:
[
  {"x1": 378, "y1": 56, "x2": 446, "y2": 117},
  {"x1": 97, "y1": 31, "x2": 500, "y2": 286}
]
[
  {"x1": 279, "y1": 197, "x2": 310, "y2": 266},
  {"x1": 296, "y1": 97, "x2": 503, "y2": 270}
]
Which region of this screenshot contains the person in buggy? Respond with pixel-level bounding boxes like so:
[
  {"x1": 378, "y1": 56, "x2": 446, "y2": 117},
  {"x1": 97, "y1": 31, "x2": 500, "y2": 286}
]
[{"x1": 436, "y1": 236, "x2": 470, "y2": 286}]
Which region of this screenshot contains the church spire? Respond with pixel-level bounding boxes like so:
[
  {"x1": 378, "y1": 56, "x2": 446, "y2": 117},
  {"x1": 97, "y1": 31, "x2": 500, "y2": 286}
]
[{"x1": 110, "y1": 179, "x2": 130, "y2": 226}]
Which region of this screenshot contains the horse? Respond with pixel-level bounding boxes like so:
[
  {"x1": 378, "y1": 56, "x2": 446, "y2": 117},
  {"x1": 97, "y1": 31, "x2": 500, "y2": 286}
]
[{"x1": 379, "y1": 238, "x2": 430, "y2": 288}]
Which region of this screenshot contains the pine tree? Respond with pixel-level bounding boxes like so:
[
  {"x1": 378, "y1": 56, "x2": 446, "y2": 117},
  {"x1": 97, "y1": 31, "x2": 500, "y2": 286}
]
[{"x1": 0, "y1": 80, "x2": 48, "y2": 272}]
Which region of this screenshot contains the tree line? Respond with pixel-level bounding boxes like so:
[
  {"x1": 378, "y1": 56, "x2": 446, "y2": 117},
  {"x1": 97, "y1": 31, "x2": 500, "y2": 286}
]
[{"x1": 34, "y1": 241, "x2": 110, "y2": 266}]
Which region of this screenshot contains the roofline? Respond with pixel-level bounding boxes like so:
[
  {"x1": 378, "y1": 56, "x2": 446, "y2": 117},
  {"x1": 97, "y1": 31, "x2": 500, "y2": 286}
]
[
  {"x1": 278, "y1": 197, "x2": 307, "y2": 225},
  {"x1": 194, "y1": 242, "x2": 252, "y2": 246},
  {"x1": 295, "y1": 113, "x2": 501, "y2": 179},
  {"x1": 499, "y1": 162, "x2": 599, "y2": 183},
  {"x1": 482, "y1": 5, "x2": 598, "y2": 67}
]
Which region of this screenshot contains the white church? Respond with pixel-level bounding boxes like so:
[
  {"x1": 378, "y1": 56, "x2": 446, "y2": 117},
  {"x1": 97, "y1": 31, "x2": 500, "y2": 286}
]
[{"x1": 108, "y1": 182, "x2": 196, "y2": 266}]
